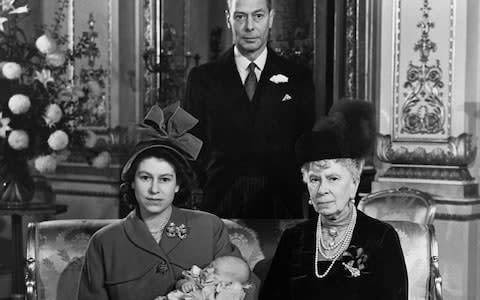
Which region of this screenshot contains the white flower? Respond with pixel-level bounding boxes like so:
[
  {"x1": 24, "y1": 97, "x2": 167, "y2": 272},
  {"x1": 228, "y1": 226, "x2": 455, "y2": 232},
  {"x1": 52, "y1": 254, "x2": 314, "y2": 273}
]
[
  {"x1": 8, "y1": 129, "x2": 29, "y2": 150},
  {"x1": 92, "y1": 151, "x2": 111, "y2": 168},
  {"x1": 269, "y1": 74, "x2": 289, "y2": 84},
  {"x1": 34, "y1": 69, "x2": 54, "y2": 87},
  {"x1": 8, "y1": 4, "x2": 28, "y2": 15},
  {"x1": 8, "y1": 94, "x2": 31, "y2": 114},
  {"x1": 0, "y1": 17, "x2": 7, "y2": 32},
  {"x1": 35, "y1": 34, "x2": 57, "y2": 54},
  {"x1": 0, "y1": 112, "x2": 11, "y2": 138},
  {"x1": 48, "y1": 130, "x2": 69, "y2": 151},
  {"x1": 43, "y1": 103, "x2": 63, "y2": 126},
  {"x1": 1, "y1": 62, "x2": 22, "y2": 79},
  {"x1": 34, "y1": 155, "x2": 57, "y2": 173},
  {"x1": 2, "y1": 0, "x2": 16, "y2": 11},
  {"x1": 46, "y1": 51, "x2": 65, "y2": 67},
  {"x1": 87, "y1": 80, "x2": 102, "y2": 97},
  {"x1": 83, "y1": 130, "x2": 98, "y2": 148}
]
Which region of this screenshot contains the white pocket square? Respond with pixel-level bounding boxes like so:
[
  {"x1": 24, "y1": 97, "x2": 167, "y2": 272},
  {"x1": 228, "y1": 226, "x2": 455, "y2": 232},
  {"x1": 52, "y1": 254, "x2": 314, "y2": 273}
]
[
  {"x1": 270, "y1": 74, "x2": 289, "y2": 84},
  {"x1": 282, "y1": 94, "x2": 292, "y2": 102}
]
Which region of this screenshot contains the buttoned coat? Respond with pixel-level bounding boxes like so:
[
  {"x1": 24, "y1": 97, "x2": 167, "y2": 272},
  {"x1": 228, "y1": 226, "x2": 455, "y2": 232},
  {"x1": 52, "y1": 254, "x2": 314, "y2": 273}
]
[
  {"x1": 184, "y1": 47, "x2": 315, "y2": 218},
  {"x1": 77, "y1": 207, "x2": 242, "y2": 300}
]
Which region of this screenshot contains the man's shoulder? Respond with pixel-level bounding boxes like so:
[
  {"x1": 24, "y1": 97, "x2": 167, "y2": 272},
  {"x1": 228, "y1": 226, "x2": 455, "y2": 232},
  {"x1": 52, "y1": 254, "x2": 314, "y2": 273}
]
[
  {"x1": 268, "y1": 51, "x2": 311, "y2": 77},
  {"x1": 190, "y1": 49, "x2": 233, "y2": 75}
]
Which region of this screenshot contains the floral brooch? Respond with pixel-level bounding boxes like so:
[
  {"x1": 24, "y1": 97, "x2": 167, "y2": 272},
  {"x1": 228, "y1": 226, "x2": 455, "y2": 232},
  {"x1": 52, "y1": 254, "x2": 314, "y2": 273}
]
[
  {"x1": 165, "y1": 222, "x2": 188, "y2": 239},
  {"x1": 342, "y1": 245, "x2": 368, "y2": 278}
]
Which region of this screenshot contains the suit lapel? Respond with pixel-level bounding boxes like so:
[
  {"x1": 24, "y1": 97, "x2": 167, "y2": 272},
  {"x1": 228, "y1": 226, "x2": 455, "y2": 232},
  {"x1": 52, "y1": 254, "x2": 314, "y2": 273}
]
[
  {"x1": 214, "y1": 47, "x2": 249, "y2": 103},
  {"x1": 123, "y1": 210, "x2": 166, "y2": 258},
  {"x1": 160, "y1": 206, "x2": 188, "y2": 255},
  {"x1": 251, "y1": 48, "x2": 282, "y2": 104}
]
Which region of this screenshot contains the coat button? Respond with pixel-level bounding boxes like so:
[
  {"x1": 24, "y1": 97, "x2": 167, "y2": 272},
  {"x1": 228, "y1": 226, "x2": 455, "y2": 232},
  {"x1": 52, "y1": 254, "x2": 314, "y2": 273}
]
[{"x1": 156, "y1": 261, "x2": 169, "y2": 274}]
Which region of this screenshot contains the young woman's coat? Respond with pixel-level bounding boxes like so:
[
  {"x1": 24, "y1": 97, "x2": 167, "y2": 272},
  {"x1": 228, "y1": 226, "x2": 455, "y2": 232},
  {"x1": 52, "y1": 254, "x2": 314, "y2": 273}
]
[{"x1": 77, "y1": 206, "x2": 241, "y2": 300}]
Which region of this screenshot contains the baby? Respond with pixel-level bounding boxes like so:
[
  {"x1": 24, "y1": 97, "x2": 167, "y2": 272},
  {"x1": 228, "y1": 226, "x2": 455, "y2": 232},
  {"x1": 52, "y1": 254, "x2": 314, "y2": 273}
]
[{"x1": 166, "y1": 256, "x2": 251, "y2": 300}]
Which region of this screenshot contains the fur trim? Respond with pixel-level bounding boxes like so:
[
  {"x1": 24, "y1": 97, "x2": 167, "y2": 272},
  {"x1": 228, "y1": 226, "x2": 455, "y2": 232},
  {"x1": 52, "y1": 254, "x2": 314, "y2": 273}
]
[{"x1": 295, "y1": 99, "x2": 376, "y2": 165}]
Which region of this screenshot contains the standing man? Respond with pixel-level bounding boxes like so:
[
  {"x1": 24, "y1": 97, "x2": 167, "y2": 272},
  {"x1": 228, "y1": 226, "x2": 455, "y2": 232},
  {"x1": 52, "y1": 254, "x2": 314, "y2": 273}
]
[{"x1": 184, "y1": 0, "x2": 315, "y2": 218}]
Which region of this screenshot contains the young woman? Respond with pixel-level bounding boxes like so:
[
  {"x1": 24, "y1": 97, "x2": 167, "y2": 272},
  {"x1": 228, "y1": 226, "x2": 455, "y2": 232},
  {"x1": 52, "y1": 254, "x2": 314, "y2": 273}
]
[{"x1": 77, "y1": 104, "x2": 255, "y2": 300}]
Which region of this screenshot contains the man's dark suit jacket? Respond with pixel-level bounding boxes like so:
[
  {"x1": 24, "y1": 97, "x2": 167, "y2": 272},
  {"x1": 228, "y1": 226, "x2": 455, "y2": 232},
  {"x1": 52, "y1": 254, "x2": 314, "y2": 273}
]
[{"x1": 184, "y1": 47, "x2": 315, "y2": 218}]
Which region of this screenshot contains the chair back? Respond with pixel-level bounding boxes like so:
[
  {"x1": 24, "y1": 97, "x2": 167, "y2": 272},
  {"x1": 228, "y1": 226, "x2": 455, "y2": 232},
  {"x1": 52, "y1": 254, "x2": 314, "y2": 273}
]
[
  {"x1": 26, "y1": 219, "x2": 118, "y2": 300},
  {"x1": 25, "y1": 218, "x2": 302, "y2": 300},
  {"x1": 26, "y1": 218, "x2": 442, "y2": 300},
  {"x1": 358, "y1": 187, "x2": 436, "y2": 224},
  {"x1": 385, "y1": 220, "x2": 442, "y2": 300}
]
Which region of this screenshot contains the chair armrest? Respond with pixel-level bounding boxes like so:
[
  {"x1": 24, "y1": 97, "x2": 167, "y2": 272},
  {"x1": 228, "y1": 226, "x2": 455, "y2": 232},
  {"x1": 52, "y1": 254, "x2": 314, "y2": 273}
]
[
  {"x1": 429, "y1": 225, "x2": 443, "y2": 300},
  {"x1": 430, "y1": 255, "x2": 443, "y2": 300}
]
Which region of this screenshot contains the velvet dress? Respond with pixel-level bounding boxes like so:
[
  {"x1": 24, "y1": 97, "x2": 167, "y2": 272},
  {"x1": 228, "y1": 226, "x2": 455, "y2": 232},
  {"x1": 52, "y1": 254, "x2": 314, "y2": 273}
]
[{"x1": 259, "y1": 210, "x2": 408, "y2": 300}]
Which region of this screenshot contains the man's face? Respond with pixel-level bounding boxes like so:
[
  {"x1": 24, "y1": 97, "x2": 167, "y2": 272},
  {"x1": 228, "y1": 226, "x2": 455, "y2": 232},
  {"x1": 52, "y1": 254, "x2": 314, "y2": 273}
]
[{"x1": 226, "y1": 0, "x2": 274, "y2": 60}]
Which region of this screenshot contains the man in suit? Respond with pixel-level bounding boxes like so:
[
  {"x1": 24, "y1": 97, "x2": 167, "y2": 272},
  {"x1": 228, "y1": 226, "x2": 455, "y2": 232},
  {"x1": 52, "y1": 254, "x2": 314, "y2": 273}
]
[{"x1": 184, "y1": 0, "x2": 315, "y2": 218}]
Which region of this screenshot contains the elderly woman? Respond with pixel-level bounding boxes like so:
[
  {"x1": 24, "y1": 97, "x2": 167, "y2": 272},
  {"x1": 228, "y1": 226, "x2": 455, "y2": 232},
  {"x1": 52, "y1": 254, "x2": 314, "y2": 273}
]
[
  {"x1": 77, "y1": 103, "x2": 256, "y2": 300},
  {"x1": 260, "y1": 100, "x2": 408, "y2": 299}
]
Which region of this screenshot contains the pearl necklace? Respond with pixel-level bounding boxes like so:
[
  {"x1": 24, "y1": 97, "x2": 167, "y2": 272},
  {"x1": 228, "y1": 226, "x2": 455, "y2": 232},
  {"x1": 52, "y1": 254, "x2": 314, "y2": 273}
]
[
  {"x1": 320, "y1": 227, "x2": 343, "y2": 250},
  {"x1": 149, "y1": 219, "x2": 170, "y2": 243},
  {"x1": 314, "y1": 207, "x2": 357, "y2": 278}
]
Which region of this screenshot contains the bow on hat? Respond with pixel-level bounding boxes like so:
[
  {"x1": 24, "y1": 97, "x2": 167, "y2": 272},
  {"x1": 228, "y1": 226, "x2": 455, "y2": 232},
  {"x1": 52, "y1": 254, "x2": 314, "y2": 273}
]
[{"x1": 135, "y1": 102, "x2": 203, "y2": 160}]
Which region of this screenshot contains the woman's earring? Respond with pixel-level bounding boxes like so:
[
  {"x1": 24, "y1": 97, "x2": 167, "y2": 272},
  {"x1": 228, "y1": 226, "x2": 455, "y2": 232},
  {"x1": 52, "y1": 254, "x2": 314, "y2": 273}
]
[{"x1": 308, "y1": 199, "x2": 313, "y2": 205}]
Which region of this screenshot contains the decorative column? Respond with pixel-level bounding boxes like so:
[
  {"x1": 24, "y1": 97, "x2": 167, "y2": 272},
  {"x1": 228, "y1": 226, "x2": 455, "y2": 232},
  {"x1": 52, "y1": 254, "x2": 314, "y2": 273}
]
[{"x1": 376, "y1": 0, "x2": 480, "y2": 299}]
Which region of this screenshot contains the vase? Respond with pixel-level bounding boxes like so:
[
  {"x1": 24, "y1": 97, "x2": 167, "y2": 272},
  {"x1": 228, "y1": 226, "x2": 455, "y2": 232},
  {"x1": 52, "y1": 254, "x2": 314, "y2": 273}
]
[{"x1": 0, "y1": 157, "x2": 35, "y2": 206}]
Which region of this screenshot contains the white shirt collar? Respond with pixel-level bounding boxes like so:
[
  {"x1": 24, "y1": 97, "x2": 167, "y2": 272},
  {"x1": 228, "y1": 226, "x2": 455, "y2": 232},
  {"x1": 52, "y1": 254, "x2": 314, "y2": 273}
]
[{"x1": 234, "y1": 46, "x2": 268, "y2": 83}]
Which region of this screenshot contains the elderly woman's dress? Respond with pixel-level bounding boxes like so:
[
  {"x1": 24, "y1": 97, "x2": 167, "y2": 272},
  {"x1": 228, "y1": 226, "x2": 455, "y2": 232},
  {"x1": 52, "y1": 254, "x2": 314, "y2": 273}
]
[
  {"x1": 260, "y1": 210, "x2": 408, "y2": 300},
  {"x1": 77, "y1": 206, "x2": 242, "y2": 300}
]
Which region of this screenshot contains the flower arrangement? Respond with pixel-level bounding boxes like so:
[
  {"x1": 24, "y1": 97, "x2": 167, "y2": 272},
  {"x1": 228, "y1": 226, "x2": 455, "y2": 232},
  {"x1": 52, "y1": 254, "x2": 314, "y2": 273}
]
[{"x1": 0, "y1": 0, "x2": 111, "y2": 179}]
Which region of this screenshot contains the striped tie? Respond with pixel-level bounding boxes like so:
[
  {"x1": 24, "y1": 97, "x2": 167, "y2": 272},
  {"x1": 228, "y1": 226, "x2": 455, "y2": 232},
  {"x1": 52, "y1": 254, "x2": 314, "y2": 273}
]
[{"x1": 244, "y1": 62, "x2": 257, "y2": 101}]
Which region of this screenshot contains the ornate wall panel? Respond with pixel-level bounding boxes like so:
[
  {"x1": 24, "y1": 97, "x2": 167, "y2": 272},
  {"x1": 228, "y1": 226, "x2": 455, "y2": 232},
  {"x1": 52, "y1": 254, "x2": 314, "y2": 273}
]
[
  {"x1": 67, "y1": 0, "x2": 118, "y2": 129},
  {"x1": 391, "y1": 0, "x2": 454, "y2": 142}
]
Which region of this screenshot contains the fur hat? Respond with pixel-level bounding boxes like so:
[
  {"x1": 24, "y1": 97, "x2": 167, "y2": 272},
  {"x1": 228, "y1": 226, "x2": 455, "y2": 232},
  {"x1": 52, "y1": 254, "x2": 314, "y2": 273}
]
[{"x1": 295, "y1": 99, "x2": 376, "y2": 165}]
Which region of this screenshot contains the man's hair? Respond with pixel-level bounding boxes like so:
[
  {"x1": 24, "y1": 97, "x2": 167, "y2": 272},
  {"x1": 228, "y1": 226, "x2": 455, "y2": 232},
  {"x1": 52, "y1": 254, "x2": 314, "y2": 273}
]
[{"x1": 226, "y1": 0, "x2": 272, "y2": 11}]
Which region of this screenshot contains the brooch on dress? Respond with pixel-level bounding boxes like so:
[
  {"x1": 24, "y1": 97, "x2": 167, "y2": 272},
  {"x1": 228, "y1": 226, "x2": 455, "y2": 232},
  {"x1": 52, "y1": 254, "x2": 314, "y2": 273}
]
[
  {"x1": 165, "y1": 222, "x2": 188, "y2": 239},
  {"x1": 342, "y1": 245, "x2": 368, "y2": 278}
]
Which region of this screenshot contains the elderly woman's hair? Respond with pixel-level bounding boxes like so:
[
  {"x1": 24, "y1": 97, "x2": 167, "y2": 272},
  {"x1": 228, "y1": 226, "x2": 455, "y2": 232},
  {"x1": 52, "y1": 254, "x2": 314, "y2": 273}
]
[
  {"x1": 120, "y1": 147, "x2": 196, "y2": 209},
  {"x1": 300, "y1": 158, "x2": 364, "y2": 184}
]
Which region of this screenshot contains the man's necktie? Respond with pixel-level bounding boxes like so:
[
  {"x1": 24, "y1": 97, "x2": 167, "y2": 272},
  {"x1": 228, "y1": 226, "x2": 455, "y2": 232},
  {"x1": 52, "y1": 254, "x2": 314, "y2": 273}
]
[{"x1": 244, "y1": 62, "x2": 257, "y2": 101}]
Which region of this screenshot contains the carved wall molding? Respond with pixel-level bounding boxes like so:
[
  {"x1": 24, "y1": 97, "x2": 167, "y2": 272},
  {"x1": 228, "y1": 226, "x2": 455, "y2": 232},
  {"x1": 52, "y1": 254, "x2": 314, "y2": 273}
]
[
  {"x1": 380, "y1": 166, "x2": 474, "y2": 181},
  {"x1": 344, "y1": 0, "x2": 357, "y2": 99},
  {"x1": 377, "y1": 133, "x2": 477, "y2": 166},
  {"x1": 67, "y1": 0, "x2": 117, "y2": 129},
  {"x1": 391, "y1": 0, "x2": 455, "y2": 142}
]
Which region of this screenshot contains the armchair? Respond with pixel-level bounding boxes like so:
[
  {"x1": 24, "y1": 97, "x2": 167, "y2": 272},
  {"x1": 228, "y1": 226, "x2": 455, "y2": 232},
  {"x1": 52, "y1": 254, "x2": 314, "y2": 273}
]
[
  {"x1": 357, "y1": 186, "x2": 436, "y2": 224},
  {"x1": 25, "y1": 218, "x2": 301, "y2": 300},
  {"x1": 25, "y1": 217, "x2": 442, "y2": 300},
  {"x1": 386, "y1": 221, "x2": 443, "y2": 300},
  {"x1": 358, "y1": 187, "x2": 442, "y2": 299}
]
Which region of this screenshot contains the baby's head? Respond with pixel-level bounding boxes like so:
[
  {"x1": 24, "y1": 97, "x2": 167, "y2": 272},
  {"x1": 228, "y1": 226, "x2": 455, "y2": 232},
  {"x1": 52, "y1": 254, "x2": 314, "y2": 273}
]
[{"x1": 204, "y1": 256, "x2": 250, "y2": 284}]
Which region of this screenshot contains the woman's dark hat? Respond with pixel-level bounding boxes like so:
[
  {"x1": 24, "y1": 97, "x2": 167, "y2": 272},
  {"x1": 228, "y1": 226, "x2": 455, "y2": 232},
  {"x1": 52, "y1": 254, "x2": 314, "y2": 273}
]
[
  {"x1": 295, "y1": 99, "x2": 376, "y2": 165},
  {"x1": 121, "y1": 102, "x2": 203, "y2": 181}
]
